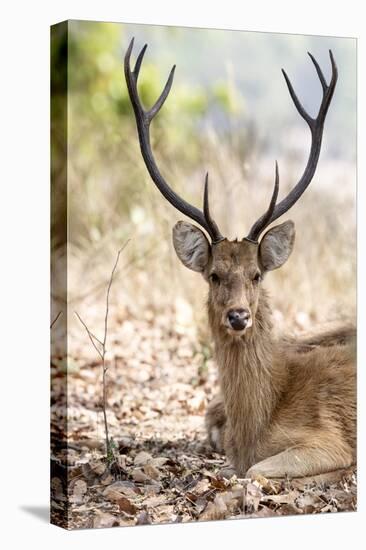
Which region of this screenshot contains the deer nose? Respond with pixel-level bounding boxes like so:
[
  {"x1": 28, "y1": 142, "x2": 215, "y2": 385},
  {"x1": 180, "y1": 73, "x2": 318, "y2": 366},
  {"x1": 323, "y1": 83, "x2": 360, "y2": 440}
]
[{"x1": 227, "y1": 308, "x2": 250, "y2": 331}]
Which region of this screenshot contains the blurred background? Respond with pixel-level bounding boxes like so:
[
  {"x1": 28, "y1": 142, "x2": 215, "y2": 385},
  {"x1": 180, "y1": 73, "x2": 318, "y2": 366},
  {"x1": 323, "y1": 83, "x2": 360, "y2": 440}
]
[{"x1": 51, "y1": 20, "x2": 356, "y2": 359}]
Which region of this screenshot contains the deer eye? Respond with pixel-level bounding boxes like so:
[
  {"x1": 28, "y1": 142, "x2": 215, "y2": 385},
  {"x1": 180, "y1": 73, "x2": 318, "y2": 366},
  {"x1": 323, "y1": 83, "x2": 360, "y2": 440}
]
[
  {"x1": 253, "y1": 272, "x2": 262, "y2": 284},
  {"x1": 210, "y1": 273, "x2": 220, "y2": 284}
]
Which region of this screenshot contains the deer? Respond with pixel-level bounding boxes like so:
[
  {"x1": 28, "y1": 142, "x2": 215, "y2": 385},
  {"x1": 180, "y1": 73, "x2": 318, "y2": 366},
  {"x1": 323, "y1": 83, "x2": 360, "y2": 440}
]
[{"x1": 124, "y1": 39, "x2": 356, "y2": 478}]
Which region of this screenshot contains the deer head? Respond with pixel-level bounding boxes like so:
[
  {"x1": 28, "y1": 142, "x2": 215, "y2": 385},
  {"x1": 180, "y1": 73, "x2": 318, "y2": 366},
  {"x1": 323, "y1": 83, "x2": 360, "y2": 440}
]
[{"x1": 124, "y1": 39, "x2": 337, "y2": 336}]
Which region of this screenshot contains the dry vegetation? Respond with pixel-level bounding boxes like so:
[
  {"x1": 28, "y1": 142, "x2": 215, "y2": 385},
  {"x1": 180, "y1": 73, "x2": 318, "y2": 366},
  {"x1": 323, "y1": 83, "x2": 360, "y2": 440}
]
[
  {"x1": 51, "y1": 133, "x2": 356, "y2": 529},
  {"x1": 51, "y1": 290, "x2": 356, "y2": 529}
]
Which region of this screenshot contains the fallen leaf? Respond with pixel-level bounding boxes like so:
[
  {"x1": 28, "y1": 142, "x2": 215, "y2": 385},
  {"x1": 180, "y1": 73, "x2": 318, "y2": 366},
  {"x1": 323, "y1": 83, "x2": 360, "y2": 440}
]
[
  {"x1": 103, "y1": 481, "x2": 140, "y2": 501},
  {"x1": 88, "y1": 461, "x2": 106, "y2": 476},
  {"x1": 296, "y1": 492, "x2": 325, "y2": 513},
  {"x1": 143, "y1": 494, "x2": 167, "y2": 507},
  {"x1": 187, "y1": 395, "x2": 206, "y2": 414},
  {"x1": 253, "y1": 474, "x2": 280, "y2": 494},
  {"x1": 136, "y1": 511, "x2": 151, "y2": 525},
  {"x1": 118, "y1": 436, "x2": 135, "y2": 453},
  {"x1": 213, "y1": 494, "x2": 227, "y2": 514},
  {"x1": 132, "y1": 468, "x2": 150, "y2": 482},
  {"x1": 151, "y1": 457, "x2": 169, "y2": 468},
  {"x1": 245, "y1": 483, "x2": 262, "y2": 512},
  {"x1": 134, "y1": 451, "x2": 153, "y2": 466},
  {"x1": 210, "y1": 476, "x2": 229, "y2": 491},
  {"x1": 118, "y1": 496, "x2": 137, "y2": 515},
  {"x1": 93, "y1": 512, "x2": 119, "y2": 529},
  {"x1": 144, "y1": 483, "x2": 162, "y2": 496},
  {"x1": 248, "y1": 506, "x2": 280, "y2": 518},
  {"x1": 78, "y1": 439, "x2": 104, "y2": 450},
  {"x1": 200, "y1": 499, "x2": 226, "y2": 521},
  {"x1": 100, "y1": 471, "x2": 114, "y2": 486},
  {"x1": 262, "y1": 490, "x2": 300, "y2": 505},
  {"x1": 193, "y1": 478, "x2": 210, "y2": 495},
  {"x1": 70, "y1": 479, "x2": 87, "y2": 504},
  {"x1": 156, "y1": 504, "x2": 177, "y2": 522},
  {"x1": 277, "y1": 503, "x2": 303, "y2": 516},
  {"x1": 143, "y1": 463, "x2": 160, "y2": 480}
]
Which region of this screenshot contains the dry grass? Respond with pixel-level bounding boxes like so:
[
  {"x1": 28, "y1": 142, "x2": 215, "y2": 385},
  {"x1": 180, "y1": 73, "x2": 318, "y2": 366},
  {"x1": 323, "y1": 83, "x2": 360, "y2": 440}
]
[{"x1": 61, "y1": 129, "x2": 356, "y2": 351}]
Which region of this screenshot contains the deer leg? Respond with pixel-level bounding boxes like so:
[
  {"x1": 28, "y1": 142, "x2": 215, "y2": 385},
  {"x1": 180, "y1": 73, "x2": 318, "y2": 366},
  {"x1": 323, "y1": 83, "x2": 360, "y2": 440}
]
[
  {"x1": 246, "y1": 440, "x2": 354, "y2": 479},
  {"x1": 205, "y1": 394, "x2": 226, "y2": 453}
]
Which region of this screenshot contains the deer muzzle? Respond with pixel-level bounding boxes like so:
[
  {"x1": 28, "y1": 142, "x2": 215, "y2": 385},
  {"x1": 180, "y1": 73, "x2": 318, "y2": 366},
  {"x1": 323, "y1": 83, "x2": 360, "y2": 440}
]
[{"x1": 227, "y1": 308, "x2": 251, "y2": 331}]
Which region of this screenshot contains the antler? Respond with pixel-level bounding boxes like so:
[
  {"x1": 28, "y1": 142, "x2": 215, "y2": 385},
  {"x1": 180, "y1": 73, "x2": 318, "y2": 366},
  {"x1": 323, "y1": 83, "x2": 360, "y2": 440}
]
[
  {"x1": 246, "y1": 50, "x2": 338, "y2": 242},
  {"x1": 124, "y1": 38, "x2": 224, "y2": 244}
]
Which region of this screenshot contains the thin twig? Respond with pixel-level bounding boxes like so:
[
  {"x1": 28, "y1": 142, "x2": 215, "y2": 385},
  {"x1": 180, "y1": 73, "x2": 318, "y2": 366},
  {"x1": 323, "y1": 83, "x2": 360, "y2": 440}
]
[
  {"x1": 75, "y1": 240, "x2": 129, "y2": 464},
  {"x1": 103, "y1": 240, "x2": 130, "y2": 350},
  {"x1": 75, "y1": 311, "x2": 103, "y2": 361},
  {"x1": 88, "y1": 330, "x2": 104, "y2": 347},
  {"x1": 50, "y1": 311, "x2": 62, "y2": 329}
]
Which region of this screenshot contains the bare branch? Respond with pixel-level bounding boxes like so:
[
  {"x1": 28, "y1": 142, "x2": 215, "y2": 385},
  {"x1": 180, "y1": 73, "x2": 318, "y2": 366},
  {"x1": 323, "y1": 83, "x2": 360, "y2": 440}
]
[
  {"x1": 74, "y1": 241, "x2": 129, "y2": 465},
  {"x1": 103, "y1": 240, "x2": 130, "y2": 350},
  {"x1": 75, "y1": 311, "x2": 103, "y2": 361}
]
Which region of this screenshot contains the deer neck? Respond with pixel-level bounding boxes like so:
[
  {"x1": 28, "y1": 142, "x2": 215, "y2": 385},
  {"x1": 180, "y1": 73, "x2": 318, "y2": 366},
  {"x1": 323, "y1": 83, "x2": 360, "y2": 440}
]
[{"x1": 208, "y1": 290, "x2": 285, "y2": 462}]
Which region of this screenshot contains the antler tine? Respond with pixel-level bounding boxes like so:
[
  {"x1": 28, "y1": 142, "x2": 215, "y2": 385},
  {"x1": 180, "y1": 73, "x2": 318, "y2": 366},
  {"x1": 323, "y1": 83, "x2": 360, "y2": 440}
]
[
  {"x1": 307, "y1": 52, "x2": 327, "y2": 92},
  {"x1": 281, "y1": 68, "x2": 314, "y2": 128},
  {"x1": 124, "y1": 38, "x2": 223, "y2": 243},
  {"x1": 246, "y1": 51, "x2": 337, "y2": 241},
  {"x1": 148, "y1": 66, "x2": 176, "y2": 120},
  {"x1": 124, "y1": 38, "x2": 142, "y2": 113},
  {"x1": 204, "y1": 173, "x2": 225, "y2": 244},
  {"x1": 134, "y1": 43, "x2": 147, "y2": 80},
  {"x1": 246, "y1": 162, "x2": 279, "y2": 242}
]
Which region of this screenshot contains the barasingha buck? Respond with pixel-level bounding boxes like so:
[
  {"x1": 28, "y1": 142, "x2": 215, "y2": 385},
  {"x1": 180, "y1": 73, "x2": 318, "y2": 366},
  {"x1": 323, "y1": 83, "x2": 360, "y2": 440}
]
[{"x1": 124, "y1": 39, "x2": 356, "y2": 478}]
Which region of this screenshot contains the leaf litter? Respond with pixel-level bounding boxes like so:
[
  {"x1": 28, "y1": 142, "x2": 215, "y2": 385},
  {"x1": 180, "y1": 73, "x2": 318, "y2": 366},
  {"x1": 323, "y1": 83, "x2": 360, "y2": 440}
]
[{"x1": 51, "y1": 305, "x2": 357, "y2": 529}]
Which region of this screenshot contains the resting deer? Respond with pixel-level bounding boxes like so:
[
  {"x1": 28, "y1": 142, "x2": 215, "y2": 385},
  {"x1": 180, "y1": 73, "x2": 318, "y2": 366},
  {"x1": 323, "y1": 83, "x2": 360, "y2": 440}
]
[{"x1": 124, "y1": 40, "x2": 356, "y2": 478}]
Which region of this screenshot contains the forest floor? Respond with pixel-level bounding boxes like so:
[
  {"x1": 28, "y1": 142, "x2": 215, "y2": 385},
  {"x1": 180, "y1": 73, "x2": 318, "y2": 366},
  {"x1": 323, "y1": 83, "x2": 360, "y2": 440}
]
[{"x1": 51, "y1": 305, "x2": 357, "y2": 530}]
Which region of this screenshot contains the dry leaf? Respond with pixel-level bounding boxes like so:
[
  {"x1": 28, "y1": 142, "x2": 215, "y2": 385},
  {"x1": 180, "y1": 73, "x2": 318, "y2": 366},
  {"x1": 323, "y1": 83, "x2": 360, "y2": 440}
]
[
  {"x1": 213, "y1": 494, "x2": 227, "y2": 514},
  {"x1": 296, "y1": 492, "x2": 324, "y2": 513},
  {"x1": 262, "y1": 490, "x2": 300, "y2": 505},
  {"x1": 277, "y1": 503, "x2": 303, "y2": 516},
  {"x1": 245, "y1": 483, "x2": 262, "y2": 512},
  {"x1": 103, "y1": 481, "x2": 139, "y2": 501},
  {"x1": 88, "y1": 461, "x2": 106, "y2": 476},
  {"x1": 210, "y1": 476, "x2": 229, "y2": 491},
  {"x1": 136, "y1": 511, "x2": 151, "y2": 525},
  {"x1": 118, "y1": 496, "x2": 137, "y2": 515},
  {"x1": 200, "y1": 500, "x2": 226, "y2": 521},
  {"x1": 134, "y1": 451, "x2": 153, "y2": 466},
  {"x1": 187, "y1": 395, "x2": 206, "y2": 414},
  {"x1": 151, "y1": 457, "x2": 169, "y2": 468},
  {"x1": 193, "y1": 478, "x2": 210, "y2": 495},
  {"x1": 93, "y1": 512, "x2": 119, "y2": 529},
  {"x1": 78, "y1": 439, "x2": 104, "y2": 450},
  {"x1": 143, "y1": 494, "x2": 167, "y2": 507},
  {"x1": 70, "y1": 479, "x2": 87, "y2": 504},
  {"x1": 248, "y1": 506, "x2": 280, "y2": 518},
  {"x1": 132, "y1": 468, "x2": 150, "y2": 482},
  {"x1": 143, "y1": 463, "x2": 160, "y2": 480},
  {"x1": 221, "y1": 488, "x2": 244, "y2": 513},
  {"x1": 253, "y1": 474, "x2": 280, "y2": 494}
]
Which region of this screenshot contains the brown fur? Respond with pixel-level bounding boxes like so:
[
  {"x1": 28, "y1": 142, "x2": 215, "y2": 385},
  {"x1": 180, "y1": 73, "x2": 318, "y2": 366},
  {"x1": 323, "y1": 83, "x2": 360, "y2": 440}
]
[{"x1": 174, "y1": 228, "x2": 356, "y2": 478}]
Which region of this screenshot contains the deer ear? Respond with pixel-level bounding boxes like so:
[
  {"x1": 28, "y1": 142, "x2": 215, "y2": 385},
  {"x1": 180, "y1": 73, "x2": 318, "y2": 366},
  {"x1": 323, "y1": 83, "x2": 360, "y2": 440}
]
[
  {"x1": 172, "y1": 221, "x2": 211, "y2": 272},
  {"x1": 259, "y1": 220, "x2": 295, "y2": 271}
]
